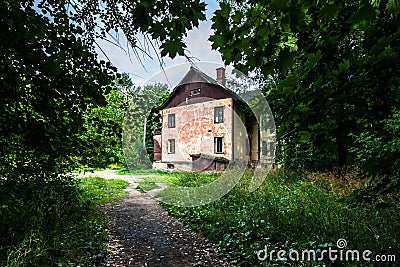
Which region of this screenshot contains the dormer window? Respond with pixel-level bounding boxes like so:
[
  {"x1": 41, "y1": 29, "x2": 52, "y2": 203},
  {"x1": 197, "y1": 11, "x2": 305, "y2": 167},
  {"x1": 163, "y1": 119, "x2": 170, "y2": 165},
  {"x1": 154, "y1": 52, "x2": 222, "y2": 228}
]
[{"x1": 190, "y1": 88, "x2": 201, "y2": 96}]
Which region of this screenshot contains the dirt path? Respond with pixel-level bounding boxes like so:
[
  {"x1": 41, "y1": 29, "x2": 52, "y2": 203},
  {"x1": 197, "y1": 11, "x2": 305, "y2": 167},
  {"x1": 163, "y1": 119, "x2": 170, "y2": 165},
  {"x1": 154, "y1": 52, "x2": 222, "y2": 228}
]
[{"x1": 78, "y1": 170, "x2": 233, "y2": 267}]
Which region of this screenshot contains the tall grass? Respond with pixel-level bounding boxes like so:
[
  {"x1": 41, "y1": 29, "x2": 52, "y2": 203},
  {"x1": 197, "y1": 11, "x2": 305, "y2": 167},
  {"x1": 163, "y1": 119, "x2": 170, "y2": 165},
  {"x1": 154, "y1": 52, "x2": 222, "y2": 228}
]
[
  {"x1": 161, "y1": 169, "x2": 399, "y2": 266},
  {"x1": 0, "y1": 175, "x2": 128, "y2": 266}
]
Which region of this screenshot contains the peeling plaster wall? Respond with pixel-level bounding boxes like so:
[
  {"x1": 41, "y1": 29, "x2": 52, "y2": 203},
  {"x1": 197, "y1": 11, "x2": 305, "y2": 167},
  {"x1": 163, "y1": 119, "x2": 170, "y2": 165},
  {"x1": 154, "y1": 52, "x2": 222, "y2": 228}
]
[
  {"x1": 161, "y1": 98, "x2": 233, "y2": 168},
  {"x1": 233, "y1": 106, "x2": 249, "y2": 162}
]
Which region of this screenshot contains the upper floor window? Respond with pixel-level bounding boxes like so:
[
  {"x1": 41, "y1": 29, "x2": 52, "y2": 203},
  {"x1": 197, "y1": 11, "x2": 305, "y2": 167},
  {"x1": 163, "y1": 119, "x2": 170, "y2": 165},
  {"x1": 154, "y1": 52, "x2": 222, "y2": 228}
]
[
  {"x1": 190, "y1": 88, "x2": 201, "y2": 96},
  {"x1": 168, "y1": 114, "x2": 175, "y2": 128},
  {"x1": 214, "y1": 106, "x2": 224, "y2": 123}
]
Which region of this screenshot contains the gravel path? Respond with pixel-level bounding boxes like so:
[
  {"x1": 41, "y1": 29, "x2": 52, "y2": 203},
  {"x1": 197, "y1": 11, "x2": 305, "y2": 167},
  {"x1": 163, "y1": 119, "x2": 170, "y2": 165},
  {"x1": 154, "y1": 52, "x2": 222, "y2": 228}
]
[{"x1": 78, "y1": 170, "x2": 233, "y2": 267}]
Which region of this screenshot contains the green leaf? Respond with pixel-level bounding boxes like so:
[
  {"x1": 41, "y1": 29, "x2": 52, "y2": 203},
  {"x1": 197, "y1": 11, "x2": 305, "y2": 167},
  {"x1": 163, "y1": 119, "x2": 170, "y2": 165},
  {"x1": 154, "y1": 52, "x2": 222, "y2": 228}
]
[
  {"x1": 299, "y1": 131, "x2": 312, "y2": 142},
  {"x1": 150, "y1": 23, "x2": 166, "y2": 39},
  {"x1": 347, "y1": 4, "x2": 376, "y2": 24},
  {"x1": 320, "y1": 5, "x2": 340, "y2": 22},
  {"x1": 160, "y1": 40, "x2": 185, "y2": 58},
  {"x1": 277, "y1": 49, "x2": 295, "y2": 73}
]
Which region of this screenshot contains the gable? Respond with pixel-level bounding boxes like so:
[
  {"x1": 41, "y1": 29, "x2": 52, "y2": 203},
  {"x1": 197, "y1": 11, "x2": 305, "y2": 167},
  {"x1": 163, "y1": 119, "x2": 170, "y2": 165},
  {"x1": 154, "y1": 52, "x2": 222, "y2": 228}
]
[
  {"x1": 159, "y1": 82, "x2": 233, "y2": 109},
  {"x1": 158, "y1": 66, "x2": 242, "y2": 110}
]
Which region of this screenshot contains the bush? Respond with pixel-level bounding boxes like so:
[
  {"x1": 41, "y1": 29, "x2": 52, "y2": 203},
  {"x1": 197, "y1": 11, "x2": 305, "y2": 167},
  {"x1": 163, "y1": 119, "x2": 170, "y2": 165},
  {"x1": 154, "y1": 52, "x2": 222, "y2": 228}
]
[{"x1": 0, "y1": 175, "x2": 128, "y2": 266}]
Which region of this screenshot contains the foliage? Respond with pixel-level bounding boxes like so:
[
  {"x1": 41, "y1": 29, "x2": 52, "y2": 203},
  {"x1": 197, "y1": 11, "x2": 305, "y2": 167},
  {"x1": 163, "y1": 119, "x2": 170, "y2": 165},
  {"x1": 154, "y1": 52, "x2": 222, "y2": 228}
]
[
  {"x1": 0, "y1": 175, "x2": 128, "y2": 266},
  {"x1": 51, "y1": 0, "x2": 207, "y2": 58},
  {"x1": 350, "y1": 108, "x2": 400, "y2": 193},
  {"x1": 0, "y1": 0, "x2": 114, "y2": 176},
  {"x1": 172, "y1": 171, "x2": 221, "y2": 187},
  {"x1": 0, "y1": 1, "x2": 206, "y2": 265},
  {"x1": 74, "y1": 74, "x2": 170, "y2": 170},
  {"x1": 161, "y1": 170, "x2": 400, "y2": 266},
  {"x1": 210, "y1": 0, "x2": 400, "y2": 172},
  {"x1": 123, "y1": 84, "x2": 169, "y2": 169},
  {"x1": 77, "y1": 88, "x2": 128, "y2": 169}
]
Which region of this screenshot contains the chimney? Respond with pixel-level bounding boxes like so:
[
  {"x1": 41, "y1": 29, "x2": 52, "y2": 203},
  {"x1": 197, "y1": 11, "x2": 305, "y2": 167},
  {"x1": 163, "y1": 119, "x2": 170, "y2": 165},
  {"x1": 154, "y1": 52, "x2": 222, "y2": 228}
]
[{"x1": 216, "y1": 67, "x2": 226, "y2": 86}]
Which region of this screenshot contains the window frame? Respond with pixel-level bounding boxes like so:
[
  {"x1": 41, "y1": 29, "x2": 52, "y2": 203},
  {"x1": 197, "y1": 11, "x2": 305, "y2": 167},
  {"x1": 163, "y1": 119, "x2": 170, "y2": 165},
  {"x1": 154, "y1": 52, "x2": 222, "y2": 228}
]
[
  {"x1": 214, "y1": 137, "x2": 224, "y2": 154},
  {"x1": 168, "y1": 113, "x2": 175, "y2": 128},
  {"x1": 214, "y1": 106, "x2": 224, "y2": 123},
  {"x1": 190, "y1": 88, "x2": 201, "y2": 96},
  {"x1": 167, "y1": 139, "x2": 175, "y2": 154}
]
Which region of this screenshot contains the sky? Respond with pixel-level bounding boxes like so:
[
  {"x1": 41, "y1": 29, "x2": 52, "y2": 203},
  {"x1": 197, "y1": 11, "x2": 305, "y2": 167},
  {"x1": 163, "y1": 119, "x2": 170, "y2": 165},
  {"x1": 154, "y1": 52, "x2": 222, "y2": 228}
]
[{"x1": 95, "y1": 0, "x2": 224, "y2": 87}]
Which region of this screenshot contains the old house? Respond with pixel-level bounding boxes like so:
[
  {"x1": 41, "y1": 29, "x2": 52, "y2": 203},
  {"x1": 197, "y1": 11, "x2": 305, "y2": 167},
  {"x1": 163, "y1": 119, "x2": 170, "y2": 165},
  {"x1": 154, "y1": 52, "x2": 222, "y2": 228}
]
[{"x1": 153, "y1": 66, "x2": 274, "y2": 171}]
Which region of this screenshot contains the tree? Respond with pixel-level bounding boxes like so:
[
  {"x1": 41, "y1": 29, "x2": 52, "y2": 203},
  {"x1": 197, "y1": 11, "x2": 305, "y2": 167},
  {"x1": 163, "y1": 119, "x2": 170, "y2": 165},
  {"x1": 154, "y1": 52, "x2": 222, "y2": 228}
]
[
  {"x1": 78, "y1": 88, "x2": 128, "y2": 169},
  {"x1": 0, "y1": 0, "x2": 207, "y2": 260},
  {"x1": 1, "y1": 0, "x2": 207, "y2": 176},
  {"x1": 210, "y1": 0, "x2": 400, "y2": 172},
  {"x1": 123, "y1": 83, "x2": 169, "y2": 169},
  {"x1": 0, "y1": 0, "x2": 114, "y2": 177},
  {"x1": 79, "y1": 74, "x2": 170, "y2": 170},
  {"x1": 39, "y1": 0, "x2": 206, "y2": 59}
]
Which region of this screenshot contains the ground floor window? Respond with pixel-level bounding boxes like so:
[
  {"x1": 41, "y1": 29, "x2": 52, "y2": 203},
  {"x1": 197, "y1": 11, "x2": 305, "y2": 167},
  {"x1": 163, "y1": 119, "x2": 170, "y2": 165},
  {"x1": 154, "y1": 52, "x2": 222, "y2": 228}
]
[
  {"x1": 168, "y1": 139, "x2": 175, "y2": 154},
  {"x1": 214, "y1": 137, "x2": 224, "y2": 154}
]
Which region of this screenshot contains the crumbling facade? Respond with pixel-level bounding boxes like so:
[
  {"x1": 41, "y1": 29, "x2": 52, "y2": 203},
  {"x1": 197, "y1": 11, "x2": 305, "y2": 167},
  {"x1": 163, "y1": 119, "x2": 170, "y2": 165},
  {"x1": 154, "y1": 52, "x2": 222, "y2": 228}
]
[{"x1": 153, "y1": 66, "x2": 273, "y2": 171}]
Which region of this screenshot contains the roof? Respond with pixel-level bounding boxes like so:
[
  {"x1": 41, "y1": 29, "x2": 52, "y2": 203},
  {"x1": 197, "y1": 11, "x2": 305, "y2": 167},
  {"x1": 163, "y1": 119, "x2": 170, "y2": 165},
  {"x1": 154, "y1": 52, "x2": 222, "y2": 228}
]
[
  {"x1": 176, "y1": 66, "x2": 221, "y2": 87},
  {"x1": 158, "y1": 66, "x2": 245, "y2": 110}
]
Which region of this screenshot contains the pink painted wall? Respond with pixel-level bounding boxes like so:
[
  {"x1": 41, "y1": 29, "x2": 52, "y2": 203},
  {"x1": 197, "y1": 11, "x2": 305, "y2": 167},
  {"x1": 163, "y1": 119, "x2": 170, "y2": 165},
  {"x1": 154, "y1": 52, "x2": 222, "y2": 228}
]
[{"x1": 161, "y1": 98, "x2": 233, "y2": 166}]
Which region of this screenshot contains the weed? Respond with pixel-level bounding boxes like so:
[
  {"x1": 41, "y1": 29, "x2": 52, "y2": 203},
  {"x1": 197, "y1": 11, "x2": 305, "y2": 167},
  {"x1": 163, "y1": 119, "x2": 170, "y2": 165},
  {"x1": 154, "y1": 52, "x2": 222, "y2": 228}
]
[
  {"x1": 136, "y1": 181, "x2": 160, "y2": 193},
  {"x1": 161, "y1": 169, "x2": 400, "y2": 266},
  {"x1": 0, "y1": 175, "x2": 128, "y2": 266}
]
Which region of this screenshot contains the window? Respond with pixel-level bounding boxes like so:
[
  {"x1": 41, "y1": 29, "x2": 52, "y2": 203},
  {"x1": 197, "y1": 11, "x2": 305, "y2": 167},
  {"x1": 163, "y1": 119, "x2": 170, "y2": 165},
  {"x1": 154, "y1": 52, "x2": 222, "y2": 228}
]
[
  {"x1": 190, "y1": 88, "x2": 201, "y2": 96},
  {"x1": 214, "y1": 106, "x2": 224, "y2": 123},
  {"x1": 168, "y1": 114, "x2": 175, "y2": 128},
  {"x1": 214, "y1": 137, "x2": 224, "y2": 154},
  {"x1": 262, "y1": 141, "x2": 267, "y2": 156},
  {"x1": 168, "y1": 139, "x2": 175, "y2": 154}
]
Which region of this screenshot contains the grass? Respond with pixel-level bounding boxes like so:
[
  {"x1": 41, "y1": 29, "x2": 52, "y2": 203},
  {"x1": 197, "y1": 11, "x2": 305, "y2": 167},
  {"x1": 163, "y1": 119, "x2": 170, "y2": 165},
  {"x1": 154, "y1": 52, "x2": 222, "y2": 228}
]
[
  {"x1": 160, "y1": 169, "x2": 400, "y2": 266},
  {"x1": 116, "y1": 168, "x2": 221, "y2": 194},
  {"x1": 79, "y1": 176, "x2": 129, "y2": 204},
  {"x1": 0, "y1": 175, "x2": 129, "y2": 266},
  {"x1": 133, "y1": 170, "x2": 221, "y2": 194},
  {"x1": 117, "y1": 168, "x2": 158, "y2": 175},
  {"x1": 136, "y1": 181, "x2": 160, "y2": 193},
  {"x1": 72, "y1": 163, "x2": 123, "y2": 174}
]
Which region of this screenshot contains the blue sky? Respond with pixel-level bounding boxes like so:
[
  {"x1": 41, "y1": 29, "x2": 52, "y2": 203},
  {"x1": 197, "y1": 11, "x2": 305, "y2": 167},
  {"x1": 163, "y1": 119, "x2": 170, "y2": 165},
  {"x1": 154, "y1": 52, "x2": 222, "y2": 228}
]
[{"x1": 95, "y1": 0, "x2": 224, "y2": 86}]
